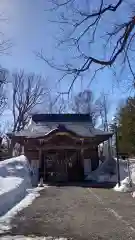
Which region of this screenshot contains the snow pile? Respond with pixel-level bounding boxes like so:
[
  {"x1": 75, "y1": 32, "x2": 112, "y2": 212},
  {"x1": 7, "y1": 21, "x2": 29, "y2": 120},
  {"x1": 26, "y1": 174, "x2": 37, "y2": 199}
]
[
  {"x1": 0, "y1": 177, "x2": 22, "y2": 195},
  {"x1": 0, "y1": 155, "x2": 32, "y2": 216},
  {"x1": 85, "y1": 155, "x2": 135, "y2": 193},
  {"x1": 114, "y1": 177, "x2": 131, "y2": 192},
  {"x1": 0, "y1": 186, "x2": 46, "y2": 234},
  {"x1": 85, "y1": 157, "x2": 116, "y2": 182},
  {"x1": 114, "y1": 160, "x2": 135, "y2": 193},
  {"x1": 0, "y1": 155, "x2": 48, "y2": 234}
]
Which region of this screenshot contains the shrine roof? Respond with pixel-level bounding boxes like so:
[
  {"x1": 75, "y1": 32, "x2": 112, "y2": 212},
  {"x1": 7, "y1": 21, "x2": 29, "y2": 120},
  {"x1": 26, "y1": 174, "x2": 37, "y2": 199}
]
[{"x1": 8, "y1": 114, "x2": 112, "y2": 142}]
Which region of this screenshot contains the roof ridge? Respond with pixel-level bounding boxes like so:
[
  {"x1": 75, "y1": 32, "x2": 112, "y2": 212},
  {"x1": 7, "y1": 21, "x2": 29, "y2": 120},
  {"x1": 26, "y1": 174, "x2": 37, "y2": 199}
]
[{"x1": 32, "y1": 113, "x2": 92, "y2": 123}]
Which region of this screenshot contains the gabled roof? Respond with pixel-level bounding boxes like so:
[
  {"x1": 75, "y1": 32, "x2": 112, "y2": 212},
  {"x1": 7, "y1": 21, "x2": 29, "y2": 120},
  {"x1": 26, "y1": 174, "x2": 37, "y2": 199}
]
[{"x1": 10, "y1": 114, "x2": 112, "y2": 141}]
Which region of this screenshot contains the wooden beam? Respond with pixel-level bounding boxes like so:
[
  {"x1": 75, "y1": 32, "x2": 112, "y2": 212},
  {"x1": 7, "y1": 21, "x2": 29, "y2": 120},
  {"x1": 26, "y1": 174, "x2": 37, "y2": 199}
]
[{"x1": 38, "y1": 144, "x2": 97, "y2": 150}]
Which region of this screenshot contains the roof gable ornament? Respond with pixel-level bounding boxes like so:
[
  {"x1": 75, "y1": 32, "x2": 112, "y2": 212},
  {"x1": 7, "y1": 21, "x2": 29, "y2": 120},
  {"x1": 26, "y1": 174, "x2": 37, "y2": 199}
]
[{"x1": 57, "y1": 124, "x2": 67, "y2": 131}]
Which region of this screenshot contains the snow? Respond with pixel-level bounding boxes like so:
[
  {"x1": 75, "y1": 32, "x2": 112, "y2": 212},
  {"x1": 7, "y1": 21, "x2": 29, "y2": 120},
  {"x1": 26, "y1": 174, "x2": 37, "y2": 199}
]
[
  {"x1": 114, "y1": 177, "x2": 131, "y2": 192},
  {"x1": 0, "y1": 155, "x2": 32, "y2": 216},
  {"x1": 0, "y1": 155, "x2": 49, "y2": 234},
  {"x1": 0, "y1": 176, "x2": 23, "y2": 195},
  {"x1": 85, "y1": 157, "x2": 116, "y2": 182},
  {"x1": 85, "y1": 157, "x2": 135, "y2": 194},
  {"x1": 113, "y1": 159, "x2": 135, "y2": 193},
  {"x1": 0, "y1": 155, "x2": 63, "y2": 238},
  {"x1": 0, "y1": 186, "x2": 46, "y2": 234},
  {"x1": 1, "y1": 236, "x2": 67, "y2": 239}
]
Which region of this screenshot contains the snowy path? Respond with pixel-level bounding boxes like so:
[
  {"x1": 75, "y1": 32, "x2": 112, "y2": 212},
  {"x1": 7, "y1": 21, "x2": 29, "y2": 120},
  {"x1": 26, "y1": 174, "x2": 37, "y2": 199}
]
[{"x1": 4, "y1": 186, "x2": 135, "y2": 240}]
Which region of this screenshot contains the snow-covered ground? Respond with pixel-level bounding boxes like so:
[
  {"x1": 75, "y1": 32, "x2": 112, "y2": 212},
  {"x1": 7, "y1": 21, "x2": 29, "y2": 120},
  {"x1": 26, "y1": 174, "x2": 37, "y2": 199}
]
[
  {"x1": 114, "y1": 159, "x2": 135, "y2": 193},
  {"x1": 0, "y1": 155, "x2": 32, "y2": 216},
  {"x1": 85, "y1": 157, "x2": 135, "y2": 193},
  {"x1": 85, "y1": 157, "x2": 116, "y2": 182},
  {"x1": 0, "y1": 186, "x2": 46, "y2": 233},
  {"x1": 0, "y1": 155, "x2": 48, "y2": 234},
  {"x1": 1, "y1": 235, "x2": 67, "y2": 239}
]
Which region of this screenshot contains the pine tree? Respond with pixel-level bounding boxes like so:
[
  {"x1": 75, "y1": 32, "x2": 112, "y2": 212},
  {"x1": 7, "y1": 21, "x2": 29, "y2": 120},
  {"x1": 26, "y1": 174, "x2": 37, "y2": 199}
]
[{"x1": 118, "y1": 97, "x2": 135, "y2": 156}]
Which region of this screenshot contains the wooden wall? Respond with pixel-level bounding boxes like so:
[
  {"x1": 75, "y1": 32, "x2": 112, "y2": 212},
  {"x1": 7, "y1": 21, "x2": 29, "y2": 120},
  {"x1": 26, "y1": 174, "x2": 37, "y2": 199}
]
[
  {"x1": 24, "y1": 149, "x2": 39, "y2": 163},
  {"x1": 83, "y1": 147, "x2": 99, "y2": 171}
]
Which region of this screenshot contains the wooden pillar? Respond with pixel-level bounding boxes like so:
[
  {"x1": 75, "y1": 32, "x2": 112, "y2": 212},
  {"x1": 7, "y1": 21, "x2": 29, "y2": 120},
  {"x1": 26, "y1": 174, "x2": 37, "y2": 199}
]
[
  {"x1": 38, "y1": 148, "x2": 42, "y2": 181},
  {"x1": 21, "y1": 145, "x2": 24, "y2": 155},
  {"x1": 43, "y1": 150, "x2": 46, "y2": 181},
  {"x1": 9, "y1": 139, "x2": 14, "y2": 157},
  {"x1": 80, "y1": 145, "x2": 84, "y2": 181},
  {"x1": 91, "y1": 146, "x2": 99, "y2": 171},
  {"x1": 65, "y1": 150, "x2": 68, "y2": 181},
  {"x1": 10, "y1": 138, "x2": 17, "y2": 157},
  {"x1": 39, "y1": 148, "x2": 42, "y2": 165}
]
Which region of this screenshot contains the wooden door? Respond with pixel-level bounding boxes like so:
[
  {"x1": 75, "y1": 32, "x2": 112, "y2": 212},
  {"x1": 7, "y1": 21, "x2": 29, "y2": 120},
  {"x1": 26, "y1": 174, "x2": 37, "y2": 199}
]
[{"x1": 44, "y1": 151, "x2": 68, "y2": 182}]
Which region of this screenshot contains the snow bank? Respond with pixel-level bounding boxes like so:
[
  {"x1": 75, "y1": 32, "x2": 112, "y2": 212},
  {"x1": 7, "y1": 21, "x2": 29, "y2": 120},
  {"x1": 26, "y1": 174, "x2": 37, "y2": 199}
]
[
  {"x1": 0, "y1": 155, "x2": 49, "y2": 234},
  {"x1": 114, "y1": 177, "x2": 131, "y2": 192},
  {"x1": 85, "y1": 156, "x2": 135, "y2": 194},
  {"x1": 114, "y1": 160, "x2": 135, "y2": 193},
  {"x1": 85, "y1": 157, "x2": 116, "y2": 182},
  {"x1": 0, "y1": 186, "x2": 47, "y2": 234},
  {"x1": 0, "y1": 155, "x2": 32, "y2": 216}
]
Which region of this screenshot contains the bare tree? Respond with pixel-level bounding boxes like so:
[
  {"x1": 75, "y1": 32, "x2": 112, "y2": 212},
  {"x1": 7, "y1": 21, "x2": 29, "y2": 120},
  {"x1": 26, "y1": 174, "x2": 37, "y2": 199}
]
[
  {"x1": 12, "y1": 70, "x2": 46, "y2": 132},
  {"x1": 71, "y1": 90, "x2": 99, "y2": 125},
  {"x1": 0, "y1": 30, "x2": 12, "y2": 56},
  {"x1": 54, "y1": 94, "x2": 69, "y2": 113},
  {"x1": 96, "y1": 92, "x2": 110, "y2": 131},
  {"x1": 0, "y1": 19, "x2": 12, "y2": 116},
  {"x1": 39, "y1": 0, "x2": 135, "y2": 93},
  {"x1": 0, "y1": 67, "x2": 8, "y2": 116},
  {"x1": 42, "y1": 90, "x2": 69, "y2": 113}
]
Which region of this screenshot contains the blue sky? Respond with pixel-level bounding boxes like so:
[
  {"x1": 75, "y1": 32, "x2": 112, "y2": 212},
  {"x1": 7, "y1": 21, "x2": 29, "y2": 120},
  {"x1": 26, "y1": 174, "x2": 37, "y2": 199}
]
[{"x1": 0, "y1": 0, "x2": 132, "y2": 128}]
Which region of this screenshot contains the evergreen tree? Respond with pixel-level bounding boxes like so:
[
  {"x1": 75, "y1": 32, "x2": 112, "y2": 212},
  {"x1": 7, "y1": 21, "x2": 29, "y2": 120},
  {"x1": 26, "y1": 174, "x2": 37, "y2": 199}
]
[{"x1": 118, "y1": 97, "x2": 135, "y2": 156}]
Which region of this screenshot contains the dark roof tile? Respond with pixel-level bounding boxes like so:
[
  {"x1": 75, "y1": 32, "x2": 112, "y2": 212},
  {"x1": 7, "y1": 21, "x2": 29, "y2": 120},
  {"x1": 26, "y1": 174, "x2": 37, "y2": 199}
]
[{"x1": 32, "y1": 114, "x2": 92, "y2": 123}]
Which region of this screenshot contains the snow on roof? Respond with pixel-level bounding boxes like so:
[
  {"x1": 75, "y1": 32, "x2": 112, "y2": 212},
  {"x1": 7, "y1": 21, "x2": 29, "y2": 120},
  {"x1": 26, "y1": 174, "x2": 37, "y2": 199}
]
[
  {"x1": 11, "y1": 119, "x2": 112, "y2": 139},
  {"x1": 7, "y1": 114, "x2": 112, "y2": 141}
]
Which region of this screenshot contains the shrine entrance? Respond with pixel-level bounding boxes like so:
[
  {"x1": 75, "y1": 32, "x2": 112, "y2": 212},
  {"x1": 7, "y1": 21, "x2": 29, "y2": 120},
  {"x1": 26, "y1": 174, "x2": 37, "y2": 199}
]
[{"x1": 39, "y1": 149, "x2": 84, "y2": 182}]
